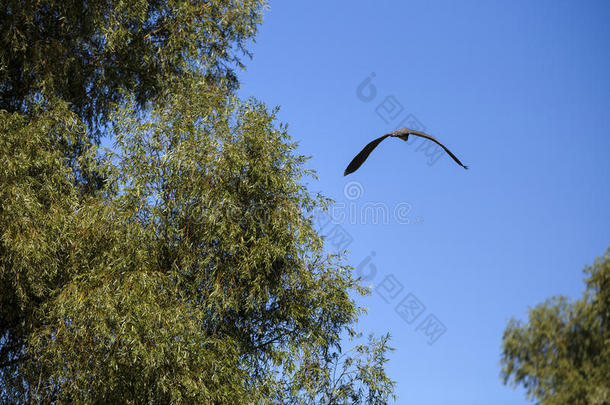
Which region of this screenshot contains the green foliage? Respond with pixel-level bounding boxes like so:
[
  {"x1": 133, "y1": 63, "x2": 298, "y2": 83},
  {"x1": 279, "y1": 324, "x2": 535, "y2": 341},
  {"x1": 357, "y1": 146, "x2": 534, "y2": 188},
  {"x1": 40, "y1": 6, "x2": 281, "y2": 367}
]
[
  {"x1": 1, "y1": 78, "x2": 395, "y2": 405},
  {"x1": 1, "y1": 0, "x2": 266, "y2": 136},
  {"x1": 1, "y1": 1, "x2": 396, "y2": 402},
  {"x1": 280, "y1": 332, "x2": 396, "y2": 404},
  {"x1": 501, "y1": 249, "x2": 610, "y2": 405},
  {"x1": 0, "y1": 101, "x2": 116, "y2": 401}
]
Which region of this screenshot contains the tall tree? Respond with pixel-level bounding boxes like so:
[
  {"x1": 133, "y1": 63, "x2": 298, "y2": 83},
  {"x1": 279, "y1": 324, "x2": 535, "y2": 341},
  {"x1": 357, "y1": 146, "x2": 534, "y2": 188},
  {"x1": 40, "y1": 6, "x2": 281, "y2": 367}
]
[
  {"x1": 1, "y1": 2, "x2": 396, "y2": 402},
  {"x1": 501, "y1": 249, "x2": 610, "y2": 405},
  {"x1": 1, "y1": 2, "x2": 268, "y2": 398},
  {"x1": 1, "y1": 78, "x2": 395, "y2": 404}
]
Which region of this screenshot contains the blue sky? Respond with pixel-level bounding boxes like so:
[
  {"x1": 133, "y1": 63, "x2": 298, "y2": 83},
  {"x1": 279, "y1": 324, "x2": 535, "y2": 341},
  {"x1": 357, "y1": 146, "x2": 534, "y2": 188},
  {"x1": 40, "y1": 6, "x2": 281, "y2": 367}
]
[{"x1": 238, "y1": 1, "x2": 610, "y2": 404}]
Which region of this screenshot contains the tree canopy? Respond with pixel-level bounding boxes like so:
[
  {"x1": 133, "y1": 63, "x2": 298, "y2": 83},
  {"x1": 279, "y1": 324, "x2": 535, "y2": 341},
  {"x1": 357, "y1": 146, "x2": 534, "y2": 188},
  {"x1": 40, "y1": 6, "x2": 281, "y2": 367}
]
[
  {"x1": 1, "y1": 0, "x2": 265, "y2": 137},
  {"x1": 0, "y1": 1, "x2": 396, "y2": 403},
  {"x1": 501, "y1": 249, "x2": 610, "y2": 405}
]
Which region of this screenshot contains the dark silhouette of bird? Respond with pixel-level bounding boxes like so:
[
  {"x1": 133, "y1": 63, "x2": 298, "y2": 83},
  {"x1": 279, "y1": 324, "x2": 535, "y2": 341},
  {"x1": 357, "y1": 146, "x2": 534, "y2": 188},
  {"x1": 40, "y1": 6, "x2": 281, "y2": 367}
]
[{"x1": 344, "y1": 128, "x2": 468, "y2": 176}]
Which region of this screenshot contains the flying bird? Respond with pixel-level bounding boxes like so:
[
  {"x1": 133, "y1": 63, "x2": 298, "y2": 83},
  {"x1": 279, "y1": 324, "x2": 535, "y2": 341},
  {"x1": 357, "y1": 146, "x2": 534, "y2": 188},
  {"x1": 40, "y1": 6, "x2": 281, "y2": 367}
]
[{"x1": 344, "y1": 128, "x2": 468, "y2": 176}]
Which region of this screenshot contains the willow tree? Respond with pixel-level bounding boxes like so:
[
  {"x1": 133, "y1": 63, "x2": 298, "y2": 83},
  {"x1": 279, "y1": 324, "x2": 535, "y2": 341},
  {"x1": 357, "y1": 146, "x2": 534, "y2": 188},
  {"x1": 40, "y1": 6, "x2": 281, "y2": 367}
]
[
  {"x1": 2, "y1": 1, "x2": 265, "y2": 400},
  {"x1": 501, "y1": 249, "x2": 610, "y2": 405},
  {"x1": 1, "y1": 1, "x2": 395, "y2": 402},
  {"x1": 0, "y1": 80, "x2": 395, "y2": 403}
]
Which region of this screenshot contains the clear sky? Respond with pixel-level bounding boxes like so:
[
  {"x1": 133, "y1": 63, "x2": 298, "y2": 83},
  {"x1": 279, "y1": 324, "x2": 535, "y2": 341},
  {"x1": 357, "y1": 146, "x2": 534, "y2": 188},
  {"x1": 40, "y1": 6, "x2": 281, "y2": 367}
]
[{"x1": 238, "y1": 1, "x2": 610, "y2": 404}]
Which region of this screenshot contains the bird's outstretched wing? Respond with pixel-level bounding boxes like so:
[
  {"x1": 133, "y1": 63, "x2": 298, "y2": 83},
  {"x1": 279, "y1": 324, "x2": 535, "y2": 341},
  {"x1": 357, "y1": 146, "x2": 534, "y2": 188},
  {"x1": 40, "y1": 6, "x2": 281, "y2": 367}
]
[
  {"x1": 406, "y1": 129, "x2": 468, "y2": 169},
  {"x1": 344, "y1": 134, "x2": 391, "y2": 176}
]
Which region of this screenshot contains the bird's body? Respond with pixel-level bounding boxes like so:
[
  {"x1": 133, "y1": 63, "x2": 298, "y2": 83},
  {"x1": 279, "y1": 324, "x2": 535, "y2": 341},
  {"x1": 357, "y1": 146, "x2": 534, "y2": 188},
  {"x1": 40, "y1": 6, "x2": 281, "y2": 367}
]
[{"x1": 343, "y1": 128, "x2": 468, "y2": 176}]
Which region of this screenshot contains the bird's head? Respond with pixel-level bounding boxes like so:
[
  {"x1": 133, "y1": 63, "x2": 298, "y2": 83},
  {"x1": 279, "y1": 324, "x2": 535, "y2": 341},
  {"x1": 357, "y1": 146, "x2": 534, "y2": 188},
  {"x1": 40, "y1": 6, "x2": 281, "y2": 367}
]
[{"x1": 390, "y1": 129, "x2": 410, "y2": 141}]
